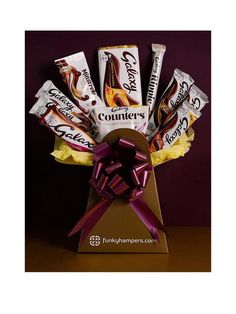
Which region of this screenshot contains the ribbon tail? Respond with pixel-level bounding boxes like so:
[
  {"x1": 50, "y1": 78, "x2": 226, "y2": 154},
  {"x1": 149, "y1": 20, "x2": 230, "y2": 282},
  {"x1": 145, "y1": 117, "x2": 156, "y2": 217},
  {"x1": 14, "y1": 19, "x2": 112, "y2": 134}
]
[
  {"x1": 68, "y1": 198, "x2": 113, "y2": 241},
  {"x1": 129, "y1": 196, "x2": 167, "y2": 241}
]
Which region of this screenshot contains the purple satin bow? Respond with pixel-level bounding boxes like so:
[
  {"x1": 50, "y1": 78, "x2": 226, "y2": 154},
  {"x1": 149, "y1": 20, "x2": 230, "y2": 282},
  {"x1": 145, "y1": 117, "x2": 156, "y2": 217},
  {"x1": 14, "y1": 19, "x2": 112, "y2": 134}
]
[{"x1": 68, "y1": 137, "x2": 166, "y2": 242}]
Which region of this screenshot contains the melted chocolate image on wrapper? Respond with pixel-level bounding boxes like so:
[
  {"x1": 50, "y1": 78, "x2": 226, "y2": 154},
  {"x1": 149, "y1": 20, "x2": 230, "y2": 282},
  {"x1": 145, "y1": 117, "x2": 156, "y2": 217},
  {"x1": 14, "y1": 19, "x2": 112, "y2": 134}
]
[
  {"x1": 146, "y1": 44, "x2": 166, "y2": 116},
  {"x1": 149, "y1": 100, "x2": 201, "y2": 152},
  {"x1": 93, "y1": 106, "x2": 149, "y2": 141},
  {"x1": 40, "y1": 105, "x2": 96, "y2": 152},
  {"x1": 34, "y1": 80, "x2": 94, "y2": 133},
  {"x1": 98, "y1": 45, "x2": 142, "y2": 107},
  {"x1": 146, "y1": 68, "x2": 194, "y2": 136},
  {"x1": 187, "y1": 84, "x2": 209, "y2": 111},
  {"x1": 55, "y1": 52, "x2": 104, "y2": 115}
]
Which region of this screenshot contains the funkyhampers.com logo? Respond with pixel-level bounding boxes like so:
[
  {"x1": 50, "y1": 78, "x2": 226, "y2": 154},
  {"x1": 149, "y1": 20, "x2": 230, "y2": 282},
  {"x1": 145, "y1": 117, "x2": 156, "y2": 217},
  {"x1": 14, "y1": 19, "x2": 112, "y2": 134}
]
[
  {"x1": 89, "y1": 235, "x2": 157, "y2": 246},
  {"x1": 89, "y1": 235, "x2": 101, "y2": 246}
]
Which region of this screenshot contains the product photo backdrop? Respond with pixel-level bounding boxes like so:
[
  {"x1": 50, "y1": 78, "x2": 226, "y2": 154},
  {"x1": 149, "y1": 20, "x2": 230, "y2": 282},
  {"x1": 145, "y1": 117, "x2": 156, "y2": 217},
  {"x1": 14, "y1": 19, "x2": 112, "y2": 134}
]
[{"x1": 25, "y1": 30, "x2": 211, "y2": 236}]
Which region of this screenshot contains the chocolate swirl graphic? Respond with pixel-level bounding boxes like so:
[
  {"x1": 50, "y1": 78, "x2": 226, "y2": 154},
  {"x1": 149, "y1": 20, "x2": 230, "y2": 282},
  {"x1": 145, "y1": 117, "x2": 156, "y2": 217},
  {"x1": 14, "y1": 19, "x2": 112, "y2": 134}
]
[{"x1": 103, "y1": 52, "x2": 140, "y2": 107}]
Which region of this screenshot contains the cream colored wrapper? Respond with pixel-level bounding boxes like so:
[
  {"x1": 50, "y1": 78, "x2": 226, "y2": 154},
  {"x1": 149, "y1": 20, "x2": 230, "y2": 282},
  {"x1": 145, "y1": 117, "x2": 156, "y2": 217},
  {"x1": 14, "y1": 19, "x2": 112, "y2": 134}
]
[
  {"x1": 93, "y1": 106, "x2": 149, "y2": 141},
  {"x1": 55, "y1": 52, "x2": 104, "y2": 115},
  {"x1": 146, "y1": 44, "x2": 166, "y2": 115},
  {"x1": 188, "y1": 84, "x2": 209, "y2": 111},
  {"x1": 33, "y1": 80, "x2": 95, "y2": 133}
]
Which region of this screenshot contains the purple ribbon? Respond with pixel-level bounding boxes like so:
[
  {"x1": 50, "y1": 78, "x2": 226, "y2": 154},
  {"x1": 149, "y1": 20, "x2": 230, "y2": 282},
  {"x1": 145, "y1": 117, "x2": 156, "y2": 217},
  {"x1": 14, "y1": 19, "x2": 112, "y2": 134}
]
[{"x1": 68, "y1": 137, "x2": 166, "y2": 242}]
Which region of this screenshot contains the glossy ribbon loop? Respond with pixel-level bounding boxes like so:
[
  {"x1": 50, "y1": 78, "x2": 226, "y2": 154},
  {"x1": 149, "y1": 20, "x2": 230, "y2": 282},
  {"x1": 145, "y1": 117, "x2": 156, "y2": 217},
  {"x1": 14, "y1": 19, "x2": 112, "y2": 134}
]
[{"x1": 68, "y1": 137, "x2": 166, "y2": 241}]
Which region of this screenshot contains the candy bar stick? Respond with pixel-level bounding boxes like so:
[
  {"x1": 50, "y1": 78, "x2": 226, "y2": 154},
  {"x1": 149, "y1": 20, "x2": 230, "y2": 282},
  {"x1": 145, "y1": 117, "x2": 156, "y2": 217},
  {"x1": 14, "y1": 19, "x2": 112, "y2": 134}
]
[
  {"x1": 146, "y1": 44, "x2": 166, "y2": 116},
  {"x1": 149, "y1": 100, "x2": 201, "y2": 152},
  {"x1": 40, "y1": 106, "x2": 96, "y2": 152},
  {"x1": 146, "y1": 68, "x2": 194, "y2": 136}
]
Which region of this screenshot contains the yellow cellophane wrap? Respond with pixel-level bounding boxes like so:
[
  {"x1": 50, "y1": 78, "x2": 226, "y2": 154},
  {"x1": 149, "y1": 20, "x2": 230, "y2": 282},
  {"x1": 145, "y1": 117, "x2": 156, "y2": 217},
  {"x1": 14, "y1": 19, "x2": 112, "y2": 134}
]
[{"x1": 51, "y1": 128, "x2": 194, "y2": 167}]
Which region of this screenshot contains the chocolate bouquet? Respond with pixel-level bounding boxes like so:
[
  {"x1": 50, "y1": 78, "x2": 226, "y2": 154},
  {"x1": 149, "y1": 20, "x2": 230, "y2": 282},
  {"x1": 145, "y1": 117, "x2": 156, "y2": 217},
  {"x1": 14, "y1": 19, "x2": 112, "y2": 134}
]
[{"x1": 29, "y1": 44, "x2": 208, "y2": 253}]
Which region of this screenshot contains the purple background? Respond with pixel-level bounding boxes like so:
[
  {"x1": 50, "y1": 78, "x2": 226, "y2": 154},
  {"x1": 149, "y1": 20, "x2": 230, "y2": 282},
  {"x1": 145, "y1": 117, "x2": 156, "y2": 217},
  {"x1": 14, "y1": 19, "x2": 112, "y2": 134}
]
[{"x1": 25, "y1": 31, "x2": 211, "y2": 230}]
